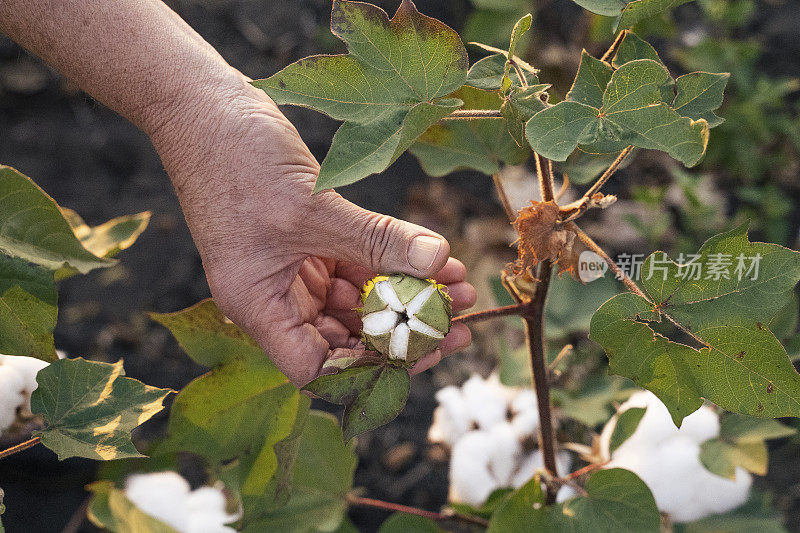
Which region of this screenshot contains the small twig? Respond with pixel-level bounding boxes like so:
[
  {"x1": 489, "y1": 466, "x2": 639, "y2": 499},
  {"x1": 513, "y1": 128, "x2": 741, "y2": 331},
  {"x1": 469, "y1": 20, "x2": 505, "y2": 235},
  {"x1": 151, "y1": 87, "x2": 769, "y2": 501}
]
[
  {"x1": 568, "y1": 222, "x2": 650, "y2": 301},
  {"x1": 560, "y1": 146, "x2": 633, "y2": 222},
  {"x1": 564, "y1": 461, "x2": 608, "y2": 481},
  {"x1": 600, "y1": 30, "x2": 626, "y2": 62},
  {"x1": 511, "y1": 60, "x2": 529, "y2": 89},
  {"x1": 538, "y1": 469, "x2": 588, "y2": 497},
  {"x1": 555, "y1": 173, "x2": 570, "y2": 201},
  {"x1": 453, "y1": 303, "x2": 526, "y2": 324},
  {"x1": 347, "y1": 495, "x2": 489, "y2": 528},
  {"x1": 548, "y1": 344, "x2": 573, "y2": 372},
  {"x1": 0, "y1": 436, "x2": 41, "y2": 459},
  {"x1": 493, "y1": 173, "x2": 518, "y2": 223},
  {"x1": 441, "y1": 109, "x2": 503, "y2": 120}
]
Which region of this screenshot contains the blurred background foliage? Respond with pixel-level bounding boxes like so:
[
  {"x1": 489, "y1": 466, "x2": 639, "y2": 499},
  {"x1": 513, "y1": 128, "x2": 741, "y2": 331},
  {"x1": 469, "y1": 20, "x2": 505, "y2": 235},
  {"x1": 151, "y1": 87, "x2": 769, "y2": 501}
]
[{"x1": 0, "y1": 0, "x2": 799, "y2": 531}]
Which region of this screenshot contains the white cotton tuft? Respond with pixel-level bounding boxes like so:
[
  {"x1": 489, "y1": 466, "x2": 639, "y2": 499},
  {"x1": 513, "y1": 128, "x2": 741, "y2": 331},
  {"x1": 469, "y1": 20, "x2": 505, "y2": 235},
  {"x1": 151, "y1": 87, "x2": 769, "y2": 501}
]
[
  {"x1": 361, "y1": 309, "x2": 399, "y2": 335},
  {"x1": 405, "y1": 285, "x2": 437, "y2": 316},
  {"x1": 428, "y1": 387, "x2": 472, "y2": 447},
  {"x1": 125, "y1": 472, "x2": 237, "y2": 533},
  {"x1": 678, "y1": 405, "x2": 720, "y2": 443},
  {"x1": 125, "y1": 472, "x2": 192, "y2": 532},
  {"x1": 407, "y1": 317, "x2": 444, "y2": 338},
  {"x1": 485, "y1": 423, "x2": 522, "y2": 486},
  {"x1": 449, "y1": 431, "x2": 504, "y2": 506},
  {"x1": 0, "y1": 355, "x2": 50, "y2": 433},
  {"x1": 461, "y1": 374, "x2": 512, "y2": 429},
  {"x1": 556, "y1": 484, "x2": 578, "y2": 503},
  {"x1": 389, "y1": 321, "x2": 410, "y2": 360},
  {"x1": 601, "y1": 390, "x2": 752, "y2": 523},
  {"x1": 375, "y1": 280, "x2": 404, "y2": 312},
  {"x1": 511, "y1": 450, "x2": 572, "y2": 488}
]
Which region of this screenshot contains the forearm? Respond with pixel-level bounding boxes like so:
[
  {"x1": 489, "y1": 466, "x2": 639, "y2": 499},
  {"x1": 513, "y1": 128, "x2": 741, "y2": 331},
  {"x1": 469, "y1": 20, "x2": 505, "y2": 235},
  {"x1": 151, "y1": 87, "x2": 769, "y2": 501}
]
[{"x1": 0, "y1": 0, "x2": 251, "y2": 139}]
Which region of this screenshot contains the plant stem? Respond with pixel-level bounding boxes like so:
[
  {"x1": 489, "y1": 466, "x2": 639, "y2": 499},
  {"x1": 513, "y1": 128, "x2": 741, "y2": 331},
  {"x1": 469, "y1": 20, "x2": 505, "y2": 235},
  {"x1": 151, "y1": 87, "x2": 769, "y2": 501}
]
[
  {"x1": 453, "y1": 303, "x2": 526, "y2": 324},
  {"x1": 548, "y1": 343, "x2": 573, "y2": 372},
  {"x1": 568, "y1": 222, "x2": 650, "y2": 301},
  {"x1": 534, "y1": 153, "x2": 555, "y2": 202},
  {"x1": 347, "y1": 495, "x2": 489, "y2": 528},
  {"x1": 493, "y1": 172, "x2": 518, "y2": 223},
  {"x1": 441, "y1": 109, "x2": 502, "y2": 120},
  {"x1": 521, "y1": 260, "x2": 560, "y2": 505},
  {"x1": 0, "y1": 436, "x2": 40, "y2": 459},
  {"x1": 600, "y1": 30, "x2": 626, "y2": 62}
]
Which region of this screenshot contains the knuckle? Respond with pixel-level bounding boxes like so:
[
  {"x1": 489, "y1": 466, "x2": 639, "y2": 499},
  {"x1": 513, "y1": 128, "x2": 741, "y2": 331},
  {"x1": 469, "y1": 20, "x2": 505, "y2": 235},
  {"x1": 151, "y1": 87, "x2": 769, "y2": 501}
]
[{"x1": 362, "y1": 213, "x2": 400, "y2": 270}]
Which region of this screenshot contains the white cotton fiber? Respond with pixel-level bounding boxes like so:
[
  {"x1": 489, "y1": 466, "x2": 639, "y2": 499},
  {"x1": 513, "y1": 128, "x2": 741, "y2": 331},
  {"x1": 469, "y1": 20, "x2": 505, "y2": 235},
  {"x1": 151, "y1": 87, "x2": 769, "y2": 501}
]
[
  {"x1": 125, "y1": 472, "x2": 237, "y2": 533},
  {"x1": 0, "y1": 355, "x2": 49, "y2": 434},
  {"x1": 601, "y1": 390, "x2": 752, "y2": 523}
]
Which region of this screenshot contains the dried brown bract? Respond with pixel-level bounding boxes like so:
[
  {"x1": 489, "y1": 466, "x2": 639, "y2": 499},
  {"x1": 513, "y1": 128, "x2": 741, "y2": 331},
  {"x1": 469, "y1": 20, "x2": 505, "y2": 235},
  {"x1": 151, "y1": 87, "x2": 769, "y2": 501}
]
[{"x1": 512, "y1": 200, "x2": 577, "y2": 277}]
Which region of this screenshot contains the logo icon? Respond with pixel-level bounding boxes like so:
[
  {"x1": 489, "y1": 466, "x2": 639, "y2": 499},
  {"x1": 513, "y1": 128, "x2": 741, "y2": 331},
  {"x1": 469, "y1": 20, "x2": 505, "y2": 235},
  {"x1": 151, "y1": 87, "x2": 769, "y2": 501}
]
[{"x1": 578, "y1": 251, "x2": 608, "y2": 283}]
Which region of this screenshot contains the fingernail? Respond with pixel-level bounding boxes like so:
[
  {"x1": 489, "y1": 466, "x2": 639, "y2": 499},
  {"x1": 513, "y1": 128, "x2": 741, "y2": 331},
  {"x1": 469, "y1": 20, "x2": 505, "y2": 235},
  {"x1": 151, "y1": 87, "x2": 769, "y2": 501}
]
[{"x1": 408, "y1": 235, "x2": 442, "y2": 271}]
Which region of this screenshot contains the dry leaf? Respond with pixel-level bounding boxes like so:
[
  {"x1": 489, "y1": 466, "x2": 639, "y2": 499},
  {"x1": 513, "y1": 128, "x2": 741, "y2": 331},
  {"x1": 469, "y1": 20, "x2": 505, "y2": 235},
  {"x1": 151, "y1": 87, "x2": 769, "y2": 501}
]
[{"x1": 512, "y1": 200, "x2": 576, "y2": 274}]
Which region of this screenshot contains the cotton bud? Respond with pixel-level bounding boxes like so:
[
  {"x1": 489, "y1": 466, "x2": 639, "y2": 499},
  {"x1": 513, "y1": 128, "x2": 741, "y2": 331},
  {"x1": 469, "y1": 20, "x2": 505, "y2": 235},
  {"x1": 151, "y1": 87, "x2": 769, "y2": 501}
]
[{"x1": 360, "y1": 274, "x2": 452, "y2": 363}]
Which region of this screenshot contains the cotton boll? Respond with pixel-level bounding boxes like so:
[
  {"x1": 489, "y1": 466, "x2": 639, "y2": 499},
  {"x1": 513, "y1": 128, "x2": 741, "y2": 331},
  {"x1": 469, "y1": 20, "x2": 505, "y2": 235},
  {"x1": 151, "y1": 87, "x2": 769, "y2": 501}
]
[
  {"x1": 429, "y1": 386, "x2": 473, "y2": 446},
  {"x1": 185, "y1": 487, "x2": 238, "y2": 533},
  {"x1": 125, "y1": 472, "x2": 191, "y2": 532},
  {"x1": 449, "y1": 430, "x2": 504, "y2": 506},
  {"x1": 462, "y1": 374, "x2": 512, "y2": 429},
  {"x1": 510, "y1": 409, "x2": 540, "y2": 440},
  {"x1": 511, "y1": 389, "x2": 537, "y2": 414},
  {"x1": 0, "y1": 365, "x2": 27, "y2": 432},
  {"x1": 691, "y1": 466, "x2": 752, "y2": 519},
  {"x1": 2, "y1": 355, "x2": 49, "y2": 412},
  {"x1": 486, "y1": 423, "x2": 522, "y2": 486},
  {"x1": 600, "y1": 390, "x2": 680, "y2": 460},
  {"x1": 678, "y1": 405, "x2": 720, "y2": 443}
]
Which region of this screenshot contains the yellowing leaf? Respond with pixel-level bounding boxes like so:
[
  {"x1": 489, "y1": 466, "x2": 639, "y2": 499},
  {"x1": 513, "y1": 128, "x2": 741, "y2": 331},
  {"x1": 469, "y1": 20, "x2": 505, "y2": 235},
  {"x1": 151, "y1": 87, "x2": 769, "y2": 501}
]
[
  {"x1": 252, "y1": 0, "x2": 468, "y2": 191},
  {"x1": 30, "y1": 358, "x2": 171, "y2": 461}
]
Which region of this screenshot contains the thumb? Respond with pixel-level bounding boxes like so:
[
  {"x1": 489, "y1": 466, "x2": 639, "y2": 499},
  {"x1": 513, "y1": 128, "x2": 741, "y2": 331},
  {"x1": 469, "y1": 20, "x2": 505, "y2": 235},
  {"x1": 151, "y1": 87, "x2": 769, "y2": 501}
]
[{"x1": 303, "y1": 192, "x2": 450, "y2": 277}]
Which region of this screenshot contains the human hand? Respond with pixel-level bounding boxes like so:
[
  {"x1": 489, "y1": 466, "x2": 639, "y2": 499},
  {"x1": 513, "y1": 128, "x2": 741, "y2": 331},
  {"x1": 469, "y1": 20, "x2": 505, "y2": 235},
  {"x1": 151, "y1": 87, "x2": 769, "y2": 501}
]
[{"x1": 151, "y1": 79, "x2": 475, "y2": 386}]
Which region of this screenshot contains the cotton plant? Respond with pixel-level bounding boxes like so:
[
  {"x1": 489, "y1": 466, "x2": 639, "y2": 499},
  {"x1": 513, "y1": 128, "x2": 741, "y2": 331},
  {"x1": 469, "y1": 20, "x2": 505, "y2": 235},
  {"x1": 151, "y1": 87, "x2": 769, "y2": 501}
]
[
  {"x1": 599, "y1": 390, "x2": 751, "y2": 523},
  {"x1": 429, "y1": 373, "x2": 572, "y2": 507},
  {"x1": 125, "y1": 471, "x2": 239, "y2": 533}
]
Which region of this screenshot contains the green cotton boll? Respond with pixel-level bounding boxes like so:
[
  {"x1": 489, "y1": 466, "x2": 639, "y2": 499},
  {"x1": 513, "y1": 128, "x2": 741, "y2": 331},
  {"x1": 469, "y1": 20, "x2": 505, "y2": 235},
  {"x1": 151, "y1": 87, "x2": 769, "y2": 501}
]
[{"x1": 360, "y1": 274, "x2": 453, "y2": 364}]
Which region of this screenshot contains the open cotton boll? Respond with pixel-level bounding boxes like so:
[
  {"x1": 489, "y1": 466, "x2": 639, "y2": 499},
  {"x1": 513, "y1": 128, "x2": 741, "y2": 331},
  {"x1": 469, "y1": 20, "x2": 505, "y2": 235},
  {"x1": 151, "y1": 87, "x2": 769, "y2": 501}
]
[
  {"x1": 126, "y1": 472, "x2": 192, "y2": 532},
  {"x1": 694, "y1": 466, "x2": 752, "y2": 517},
  {"x1": 126, "y1": 472, "x2": 238, "y2": 533},
  {"x1": 1, "y1": 355, "x2": 49, "y2": 412},
  {"x1": 485, "y1": 423, "x2": 523, "y2": 486},
  {"x1": 428, "y1": 386, "x2": 473, "y2": 447},
  {"x1": 461, "y1": 374, "x2": 514, "y2": 429},
  {"x1": 678, "y1": 405, "x2": 720, "y2": 443},
  {"x1": 449, "y1": 431, "x2": 505, "y2": 506},
  {"x1": 184, "y1": 486, "x2": 238, "y2": 533}
]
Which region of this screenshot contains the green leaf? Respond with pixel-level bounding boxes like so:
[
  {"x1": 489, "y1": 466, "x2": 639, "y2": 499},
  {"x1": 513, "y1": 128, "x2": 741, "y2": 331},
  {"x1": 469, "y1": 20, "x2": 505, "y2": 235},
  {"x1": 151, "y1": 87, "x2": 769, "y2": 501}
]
[
  {"x1": 466, "y1": 53, "x2": 538, "y2": 91},
  {"x1": 151, "y1": 299, "x2": 264, "y2": 368},
  {"x1": 378, "y1": 514, "x2": 443, "y2": 533},
  {"x1": 526, "y1": 59, "x2": 710, "y2": 166},
  {"x1": 570, "y1": 0, "x2": 627, "y2": 17},
  {"x1": 590, "y1": 225, "x2": 800, "y2": 425},
  {"x1": 501, "y1": 14, "x2": 533, "y2": 93},
  {"x1": 609, "y1": 407, "x2": 646, "y2": 453},
  {"x1": 699, "y1": 413, "x2": 796, "y2": 479},
  {"x1": 567, "y1": 51, "x2": 613, "y2": 108},
  {"x1": 0, "y1": 166, "x2": 114, "y2": 273},
  {"x1": 0, "y1": 255, "x2": 57, "y2": 360},
  {"x1": 676, "y1": 491, "x2": 788, "y2": 533},
  {"x1": 488, "y1": 469, "x2": 660, "y2": 532},
  {"x1": 30, "y1": 358, "x2": 171, "y2": 461},
  {"x1": 252, "y1": 0, "x2": 468, "y2": 191},
  {"x1": 304, "y1": 364, "x2": 410, "y2": 441},
  {"x1": 502, "y1": 84, "x2": 551, "y2": 146},
  {"x1": 719, "y1": 413, "x2": 797, "y2": 443},
  {"x1": 699, "y1": 438, "x2": 767, "y2": 478},
  {"x1": 153, "y1": 300, "x2": 308, "y2": 519},
  {"x1": 241, "y1": 411, "x2": 357, "y2": 533},
  {"x1": 617, "y1": 0, "x2": 693, "y2": 31},
  {"x1": 409, "y1": 86, "x2": 529, "y2": 176},
  {"x1": 611, "y1": 31, "x2": 662, "y2": 68},
  {"x1": 673, "y1": 72, "x2": 730, "y2": 127},
  {"x1": 87, "y1": 481, "x2": 178, "y2": 533},
  {"x1": 61, "y1": 208, "x2": 150, "y2": 259},
  {"x1": 553, "y1": 375, "x2": 636, "y2": 427}
]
